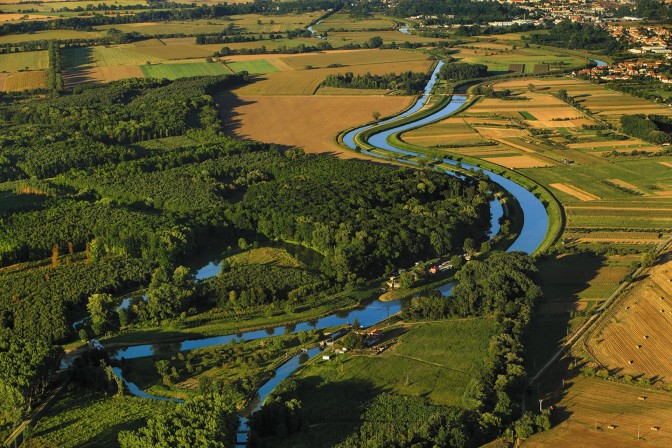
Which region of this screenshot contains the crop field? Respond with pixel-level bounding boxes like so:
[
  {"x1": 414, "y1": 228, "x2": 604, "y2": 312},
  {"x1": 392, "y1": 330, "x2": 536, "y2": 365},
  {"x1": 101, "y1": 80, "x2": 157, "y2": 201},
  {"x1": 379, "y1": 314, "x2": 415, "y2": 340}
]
[
  {"x1": 0, "y1": 13, "x2": 58, "y2": 22},
  {"x1": 453, "y1": 45, "x2": 587, "y2": 74},
  {"x1": 277, "y1": 48, "x2": 430, "y2": 70},
  {"x1": 219, "y1": 92, "x2": 412, "y2": 157},
  {"x1": 494, "y1": 77, "x2": 672, "y2": 124},
  {"x1": 63, "y1": 65, "x2": 145, "y2": 86},
  {"x1": 230, "y1": 58, "x2": 433, "y2": 96},
  {"x1": 29, "y1": 389, "x2": 170, "y2": 448},
  {"x1": 522, "y1": 159, "x2": 672, "y2": 201},
  {"x1": 62, "y1": 45, "x2": 165, "y2": 68},
  {"x1": 141, "y1": 62, "x2": 231, "y2": 79},
  {"x1": 327, "y1": 30, "x2": 443, "y2": 45},
  {"x1": 588, "y1": 251, "x2": 672, "y2": 382},
  {"x1": 225, "y1": 59, "x2": 279, "y2": 74},
  {"x1": 483, "y1": 154, "x2": 553, "y2": 168},
  {"x1": 469, "y1": 92, "x2": 592, "y2": 128},
  {"x1": 95, "y1": 13, "x2": 322, "y2": 35},
  {"x1": 0, "y1": 50, "x2": 48, "y2": 72},
  {"x1": 0, "y1": 29, "x2": 103, "y2": 44},
  {"x1": 1, "y1": 70, "x2": 47, "y2": 91},
  {"x1": 523, "y1": 376, "x2": 672, "y2": 448},
  {"x1": 315, "y1": 13, "x2": 396, "y2": 31}
]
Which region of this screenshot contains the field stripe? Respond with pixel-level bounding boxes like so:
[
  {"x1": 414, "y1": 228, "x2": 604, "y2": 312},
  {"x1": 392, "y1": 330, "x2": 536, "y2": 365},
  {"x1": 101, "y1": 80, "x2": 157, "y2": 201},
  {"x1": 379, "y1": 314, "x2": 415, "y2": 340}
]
[{"x1": 549, "y1": 183, "x2": 600, "y2": 201}]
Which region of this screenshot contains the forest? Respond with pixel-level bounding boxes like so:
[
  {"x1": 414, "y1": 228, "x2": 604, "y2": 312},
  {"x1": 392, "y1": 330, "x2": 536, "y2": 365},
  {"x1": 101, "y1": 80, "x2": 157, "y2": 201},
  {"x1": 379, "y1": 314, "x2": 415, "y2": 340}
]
[
  {"x1": 0, "y1": 72, "x2": 493, "y2": 433},
  {"x1": 527, "y1": 20, "x2": 624, "y2": 52},
  {"x1": 620, "y1": 114, "x2": 672, "y2": 144},
  {"x1": 323, "y1": 71, "x2": 430, "y2": 94}
]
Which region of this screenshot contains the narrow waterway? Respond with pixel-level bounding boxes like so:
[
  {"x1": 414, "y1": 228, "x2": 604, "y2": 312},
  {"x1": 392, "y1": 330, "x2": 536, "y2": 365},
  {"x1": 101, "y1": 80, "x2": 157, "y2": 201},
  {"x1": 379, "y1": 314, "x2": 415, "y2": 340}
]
[{"x1": 103, "y1": 59, "x2": 551, "y2": 447}]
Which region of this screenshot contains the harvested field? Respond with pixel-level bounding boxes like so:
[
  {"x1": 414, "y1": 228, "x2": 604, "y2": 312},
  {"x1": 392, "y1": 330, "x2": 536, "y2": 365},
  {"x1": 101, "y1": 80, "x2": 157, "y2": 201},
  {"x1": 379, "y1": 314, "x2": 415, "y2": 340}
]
[
  {"x1": 226, "y1": 59, "x2": 279, "y2": 75},
  {"x1": 63, "y1": 65, "x2": 144, "y2": 86},
  {"x1": 476, "y1": 128, "x2": 528, "y2": 139},
  {"x1": 588, "y1": 251, "x2": 672, "y2": 382},
  {"x1": 2, "y1": 70, "x2": 47, "y2": 91},
  {"x1": 658, "y1": 162, "x2": 672, "y2": 168},
  {"x1": 231, "y1": 59, "x2": 433, "y2": 96},
  {"x1": 219, "y1": 93, "x2": 412, "y2": 157},
  {"x1": 549, "y1": 183, "x2": 600, "y2": 201},
  {"x1": 278, "y1": 49, "x2": 430, "y2": 70},
  {"x1": 523, "y1": 376, "x2": 672, "y2": 448},
  {"x1": 0, "y1": 13, "x2": 57, "y2": 22},
  {"x1": 494, "y1": 78, "x2": 672, "y2": 123},
  {"x1": 608, "y1": 178, "x2": 645, "y2": 194},
  {"x1": 484, "y1": 155, "x2": 553, "y2": 169}
]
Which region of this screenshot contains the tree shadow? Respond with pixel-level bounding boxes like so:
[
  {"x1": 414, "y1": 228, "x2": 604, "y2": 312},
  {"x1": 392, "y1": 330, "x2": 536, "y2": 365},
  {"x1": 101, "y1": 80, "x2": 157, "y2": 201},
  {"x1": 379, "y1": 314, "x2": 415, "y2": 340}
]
[
  {"x1": 525, "y1": 252, "x2": 607, "y2": 372},
  {"x1": 258, "y1": 377, "x2": 382, "y2": 447}
]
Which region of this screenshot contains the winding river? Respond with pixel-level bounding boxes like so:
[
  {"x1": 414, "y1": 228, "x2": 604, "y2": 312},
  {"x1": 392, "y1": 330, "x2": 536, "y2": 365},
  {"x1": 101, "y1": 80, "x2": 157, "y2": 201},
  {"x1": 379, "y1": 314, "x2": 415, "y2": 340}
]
[{"x1": 102, "y1": 61, "x2": 550, "y2": 446}]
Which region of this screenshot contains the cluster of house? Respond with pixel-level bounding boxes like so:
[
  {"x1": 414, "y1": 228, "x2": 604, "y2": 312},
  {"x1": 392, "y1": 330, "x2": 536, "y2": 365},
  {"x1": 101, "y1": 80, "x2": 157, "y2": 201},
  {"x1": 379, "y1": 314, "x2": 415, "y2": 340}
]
[
  {"x1": 604, "y1": 24, "x2": 672, "y2": 55},
  {"x1": 572, "y1": 59, "x2": 672, "y2": 84}
]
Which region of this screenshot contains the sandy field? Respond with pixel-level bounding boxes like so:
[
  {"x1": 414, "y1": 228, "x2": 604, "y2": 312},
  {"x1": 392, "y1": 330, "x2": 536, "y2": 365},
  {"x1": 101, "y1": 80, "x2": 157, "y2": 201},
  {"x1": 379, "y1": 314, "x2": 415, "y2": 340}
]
[
  {"x1": 524, "y1": 376, "x2": 672, "y2": 448},
  {"x1": 608, "y1": 178, "x2": 645, "y2": 194},
  {"x1": 550, "y1": 183, "x2": 600, "y2": 201},
  {"x1": 484, "y1": 155, "x2": 553, "y2": 169},
  {"x1": 589, "y1": 251, "x2": 672, "y2": 382},
  {"x1": 218, "y1": 93, "x2": 413, "y2": 157}
]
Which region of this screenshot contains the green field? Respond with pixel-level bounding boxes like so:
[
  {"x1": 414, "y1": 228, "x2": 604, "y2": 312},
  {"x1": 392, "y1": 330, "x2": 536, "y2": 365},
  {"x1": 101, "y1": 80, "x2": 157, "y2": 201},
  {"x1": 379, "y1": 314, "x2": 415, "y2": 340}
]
[
  {"x1": 315, "y1": 13, "x2": 396, "y2": 32},
  {"x1": 296, "y1": 319, "x2": 495, "y2": 406},
  {"x1": 28, "y1": 389, "x2": 170, "y2": 448},
  {"x1": 270, "y1": 319, "x2": 495, "y2": 447},
  {"x1": 226, "y1": 59, "x2": 279, "y2": 75},
  {"x1": 0, "y1": 29, "x2": 104, "y2": 44},
  {"x1": 0, "y1": 50, "x2": 48, "y2": 72},
  {"x1": 62, "y1": 46, "x2": 165, "y2": 68},
  {"x1": 519, "y1": 111, "x2": 537, "y2": 120},
  {"x1": 140, "y1": 62, "x2": 231, "y2": 79}
]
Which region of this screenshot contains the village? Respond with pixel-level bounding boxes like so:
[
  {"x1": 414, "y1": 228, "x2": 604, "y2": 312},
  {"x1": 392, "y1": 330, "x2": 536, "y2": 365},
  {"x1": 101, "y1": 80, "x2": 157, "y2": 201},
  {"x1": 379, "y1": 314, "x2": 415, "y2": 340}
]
[{"x1": 573, "y1": 58, "x2": 672, "y2": 84}]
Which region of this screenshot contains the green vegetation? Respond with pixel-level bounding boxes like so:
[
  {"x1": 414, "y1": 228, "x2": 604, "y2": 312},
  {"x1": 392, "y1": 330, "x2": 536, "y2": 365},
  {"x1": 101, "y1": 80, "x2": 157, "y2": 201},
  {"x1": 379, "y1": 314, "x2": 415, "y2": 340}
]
[
  {"x1": 141, "y1": 62, "x2": 233, "y2": 80},
  {"x1": 28, "y1": 389, "x2": 170, "y2": 448},
  {"x1": 225, "y1": 59, "x2": 279, "y2": 75},
  {"x1": 323, "y1": 71, "x2": 429, "y2": 94}
]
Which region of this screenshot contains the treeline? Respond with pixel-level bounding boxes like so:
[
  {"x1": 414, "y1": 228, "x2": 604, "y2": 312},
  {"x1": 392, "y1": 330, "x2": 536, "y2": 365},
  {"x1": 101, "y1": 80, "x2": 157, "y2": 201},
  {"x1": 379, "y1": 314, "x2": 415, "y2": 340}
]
[
  {"x1": 391, "y1": 0, "x2": 522, "y2": 25},
  {"x1": 118, "y1": 392, "x2": 240, "y2": 447},
  {"x1": 46, "y1": 40, "x2": 63, "y2": 92},
  {"x1": 399, "y1": 252, "x2": 548, "y2": 444},
  {"x1": 0, "y1": 332, "x2": 63, "y2": 426},
  {"x1": 323, "y1": 71, "x2": 430, "y2": 93},
  {"x1": 527, "y1": 20, "x2": 624, "y2": 52},
  {"x1": 215, "y1": 41, "x2": 332, "y2": 56},
  {"x1": 0, "y1": 0, "x2": 340, "y2": 37},
  {"x1": 439, "y1": 62, "x2": 488, "y2": 81},
  {"x1": 620, "y1": 114, "x2": 672, "y2": 144}
]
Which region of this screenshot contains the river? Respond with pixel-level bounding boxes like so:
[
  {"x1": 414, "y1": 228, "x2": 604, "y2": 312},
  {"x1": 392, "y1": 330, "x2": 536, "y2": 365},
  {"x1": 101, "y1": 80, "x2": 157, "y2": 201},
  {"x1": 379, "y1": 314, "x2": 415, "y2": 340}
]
[{"x1": 103, "y1": 60, "x2": 550, "y2": 446}]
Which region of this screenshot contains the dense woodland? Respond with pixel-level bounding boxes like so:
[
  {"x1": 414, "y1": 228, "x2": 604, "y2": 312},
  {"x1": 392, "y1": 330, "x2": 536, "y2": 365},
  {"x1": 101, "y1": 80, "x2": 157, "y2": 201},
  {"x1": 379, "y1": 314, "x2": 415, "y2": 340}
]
[
  {"x1": 323, "y1": 71, "x2": 429, "y2": 94},
  {"x1": 0, "y1": 72, "x2": 493, "y2": 433},
  {"x1": 620, "y1": 114, "x2": 672, "y2": 144},
  {"x1": 527, "y1": 21, "x2": 624, "y2": 52}
]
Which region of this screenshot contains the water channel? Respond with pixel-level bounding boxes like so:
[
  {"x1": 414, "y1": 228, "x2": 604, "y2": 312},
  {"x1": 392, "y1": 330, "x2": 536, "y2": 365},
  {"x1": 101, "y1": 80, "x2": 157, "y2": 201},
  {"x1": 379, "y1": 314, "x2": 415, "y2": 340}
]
[{"x1": 100, "y1": 60, "x2": 550, "y2": 446}]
